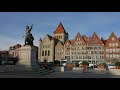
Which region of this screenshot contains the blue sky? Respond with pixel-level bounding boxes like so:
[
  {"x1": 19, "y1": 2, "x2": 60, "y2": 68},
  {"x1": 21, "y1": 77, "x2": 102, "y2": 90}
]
[{"x1": 0, "y1": 12, "x2": 120, "y2": 50}]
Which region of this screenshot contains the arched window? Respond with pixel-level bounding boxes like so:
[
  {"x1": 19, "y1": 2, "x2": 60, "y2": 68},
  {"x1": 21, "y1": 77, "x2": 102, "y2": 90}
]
[
  {"x1": 45, "y1": 50, "x2": 47, "y2": 56},
  {"x1": 61, "y1": 35, "x2": 62, "y2": 39},
  {"x1": 42, "y1": 50, "x2": 44, "y2": 56},
  {"x1": 59, "y1": 36, "x2": 60, "y2": 39},
  {"x1": 48, "y1": 50, "x2": 50, "y2": 56}
]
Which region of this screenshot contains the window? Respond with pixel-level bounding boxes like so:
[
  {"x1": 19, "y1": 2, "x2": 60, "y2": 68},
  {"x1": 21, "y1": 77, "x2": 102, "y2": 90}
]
[
  {"x1": 116, "y1": 49, "x2": 118, "y2": 53},
  {"x1": 45, "y1": 50, "x2": 47, "y2": 56},
  {"x1": 109, "y1": 43, "x2": 111, "y2": 47},
  {"x1": 117, "y1": 54, "x2": 119, "y2": 58},
  {"x1": 106, "y1": 54, "x2": 109, "y2": 58},
  {"x1": 106, "y1": 49, "x2": 109, "y2": 52},
  {"x1": 113, "y1": 43, "x2": 115, "y2": 47},
  {"x1": 110, "y1": 55, "x2": 112, "y2": 58},
  {"x1": 88, "y1": 56, "x2": 91, "y2": 59},
  {"x1": 71, "y1": 56, "x2": 73, "y2": 59},
  {"x1": 113, "y1": 49, "x2": 115, "y2": 52},
  {"x1": 116, "y1": 43, "x2": 118, "y2": 47},
  {"x1": 110, "y1": 49, "x2": 112, "y2": 53},
  {"x1": 48, "y1": 50, "x2": 50, "y2": 56},
  {"x1": 113, "y1": 54, "x2": 116, "y2": 58},
  {"x1": 112, "y1": 38, "x2": 114, "y2": 41},
  {"x1": 42, "y1": 50, "x2": 44, "y2": 56},
  {"x1": 76, "y1": 56, "x2": 78, "y2": 59}
]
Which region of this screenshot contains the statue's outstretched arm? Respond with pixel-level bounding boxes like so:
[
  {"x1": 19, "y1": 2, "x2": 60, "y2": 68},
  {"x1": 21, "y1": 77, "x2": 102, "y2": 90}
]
[{"x1": 30, "y1": 24, "x2": 33, "y2": 30}]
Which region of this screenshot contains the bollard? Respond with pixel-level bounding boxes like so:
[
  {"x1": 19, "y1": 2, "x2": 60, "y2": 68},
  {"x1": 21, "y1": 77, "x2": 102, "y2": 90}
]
[{"x1": 61, "y1": 67, "x2": 64, "y2": 72}]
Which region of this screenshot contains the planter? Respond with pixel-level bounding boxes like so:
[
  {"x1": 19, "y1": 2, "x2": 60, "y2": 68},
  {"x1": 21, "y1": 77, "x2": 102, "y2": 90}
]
[
  {"x1": 116, "y1": 66, "x2": 120, "y2": 69},
  {"x1": 67, "y1": 64, "x2": 73, "y2": 69},
  {"x1": 98, "y1": 65, "x2": 105, "y2": 69}
]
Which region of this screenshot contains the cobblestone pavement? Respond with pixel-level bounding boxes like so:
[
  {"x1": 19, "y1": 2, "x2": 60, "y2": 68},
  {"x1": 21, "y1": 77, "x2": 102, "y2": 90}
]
[
  {"x1": 39, "y1": 71, "x2": 120, "y2": 78},
  {"x1": 0, "y1": 70, "x2": 120, "y2": 78}
]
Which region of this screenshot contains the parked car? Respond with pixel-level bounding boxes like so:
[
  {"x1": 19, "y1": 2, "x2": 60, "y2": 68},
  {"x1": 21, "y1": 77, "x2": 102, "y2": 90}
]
[
  {"x1": 108, "y1": 64, "x2": 116, "y2": 69},
  {"x1": 73, "y1": 62, "x2": 79, "y2": 67}
]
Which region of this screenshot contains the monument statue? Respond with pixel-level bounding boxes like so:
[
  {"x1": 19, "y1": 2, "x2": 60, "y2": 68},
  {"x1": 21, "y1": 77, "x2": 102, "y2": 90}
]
[{"x1": 25, "y1": 24, "x2": 34, "y2": 46}]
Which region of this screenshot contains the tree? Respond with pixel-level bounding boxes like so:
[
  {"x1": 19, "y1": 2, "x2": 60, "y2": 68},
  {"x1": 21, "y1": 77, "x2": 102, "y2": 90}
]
[
  {"x1": 115, "y1": 62, "x2": 120, "y2": 66},
  {"x1": 82, "y1": 61, "x2": 89, "y2": 70},
  {"x1": 54, "y1": 60, "x2": 60, "y2": 66},
  {"x1": 82, "y1": 61, "x2": 89, "y2": 66}
]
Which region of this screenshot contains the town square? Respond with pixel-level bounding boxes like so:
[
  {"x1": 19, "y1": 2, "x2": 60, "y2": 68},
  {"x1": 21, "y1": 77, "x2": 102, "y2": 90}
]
[{"x1": 0, "y1": 12, "x2": 120, "y2": 78}]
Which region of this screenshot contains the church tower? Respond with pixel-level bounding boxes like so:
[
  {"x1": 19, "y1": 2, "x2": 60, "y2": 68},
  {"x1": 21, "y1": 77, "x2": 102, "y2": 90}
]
[{"x1": 53, "y1": 22, "x2": 69, "y2": 44}]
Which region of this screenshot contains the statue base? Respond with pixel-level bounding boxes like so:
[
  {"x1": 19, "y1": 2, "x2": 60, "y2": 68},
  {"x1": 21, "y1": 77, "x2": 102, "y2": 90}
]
[{"x1": 16, "y1": 45, "x2": 39, "y2": 72}]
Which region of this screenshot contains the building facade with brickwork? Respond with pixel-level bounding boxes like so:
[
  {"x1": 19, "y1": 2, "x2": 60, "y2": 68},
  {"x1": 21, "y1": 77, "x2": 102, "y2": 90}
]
[
  {"x1": 104, "y1": 32, "x2": 120, "y2": 61},
  {"x1": 9, "y1": 44, "x2": 22, "y2": 58},
  {"x1": 38, "y1": 22, "x2": 120, "y2": 64}
]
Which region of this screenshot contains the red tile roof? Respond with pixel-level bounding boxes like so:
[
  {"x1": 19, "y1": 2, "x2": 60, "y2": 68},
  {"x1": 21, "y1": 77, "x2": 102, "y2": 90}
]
[{"x1": 54, "y1": 22, "x2": 67, "y2": 34}]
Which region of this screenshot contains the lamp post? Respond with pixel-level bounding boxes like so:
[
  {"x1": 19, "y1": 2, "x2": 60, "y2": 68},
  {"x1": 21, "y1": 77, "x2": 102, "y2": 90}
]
[{"x1": 53, "y1": 59, "x2": 55, "y2": 71}]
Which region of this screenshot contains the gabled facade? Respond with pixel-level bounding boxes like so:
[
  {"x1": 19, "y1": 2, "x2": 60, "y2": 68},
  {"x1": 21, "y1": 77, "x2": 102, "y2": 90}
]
[
  {"x1": 104, "y1": 32, "x2": 120, "y2": 61},
  {"x1": 54, "y1": 22, "x2": 69, "y2": 43},
  {"x1": 64, "y1": 39, "x2": 71, "y2": 60},
  {"x1": 38, "y1": 22, "x2": 120, "y2": 64},
  {"x1": 86, "y1": 32, "x2": 104, "y2": 64},
  {"x1": 38, "y1": 22, "x2": 68, "y2": 62},
  {"x1": 9, "y1": 44, "x2": 21, "y2": 58},
  {"x1": 70, "y1": 32, "x2": 87, "y2": 63},
  {"x1": 55, "y1": 41, "x2": 64, "y2": 60},
  {"x1": 38, "y1": 34, "x2": 55, "y2": 62}
]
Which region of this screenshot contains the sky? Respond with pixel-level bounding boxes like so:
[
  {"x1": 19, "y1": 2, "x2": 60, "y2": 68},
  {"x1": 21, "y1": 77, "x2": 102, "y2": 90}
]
[{"x1": 0, "y1": 12, "x2": 120, "y2": 51}]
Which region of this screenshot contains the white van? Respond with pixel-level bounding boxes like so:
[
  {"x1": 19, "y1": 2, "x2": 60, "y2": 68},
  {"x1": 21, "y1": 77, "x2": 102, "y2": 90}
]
[{"x1": 60, "y1": 60, "x2": 67, "y2": 67}]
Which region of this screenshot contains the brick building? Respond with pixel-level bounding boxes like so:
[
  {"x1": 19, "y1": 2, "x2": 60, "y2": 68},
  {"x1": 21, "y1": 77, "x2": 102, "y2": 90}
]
[
  {"x1": 9, "y1": 44, "x2": 22, "y2": 58},
  {"x1": 38, "y1": 22, "x2": 120, "y2": 64},
  {"x1": 104, "y1": 32, "x2": 120, "y2": 62}
]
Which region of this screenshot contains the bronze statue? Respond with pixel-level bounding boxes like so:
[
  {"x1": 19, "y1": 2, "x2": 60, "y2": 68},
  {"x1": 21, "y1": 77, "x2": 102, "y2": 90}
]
[{"x1": 24, "y1": 24, "x2": 34, "y2": 46}]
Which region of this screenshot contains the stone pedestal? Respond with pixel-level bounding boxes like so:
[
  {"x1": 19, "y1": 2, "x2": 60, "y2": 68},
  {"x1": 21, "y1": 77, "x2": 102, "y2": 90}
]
[{"x1": 16, "y1": 45, "x2": 39, "y2": 71}]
